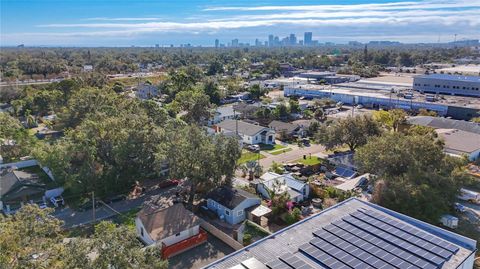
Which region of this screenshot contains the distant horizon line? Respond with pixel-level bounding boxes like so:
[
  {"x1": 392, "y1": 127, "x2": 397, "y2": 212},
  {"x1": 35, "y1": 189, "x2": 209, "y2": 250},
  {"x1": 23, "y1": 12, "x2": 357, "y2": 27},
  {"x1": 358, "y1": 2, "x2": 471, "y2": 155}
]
[{"x1": 2, "y1": 39, "x2": 479, "y2": 49}]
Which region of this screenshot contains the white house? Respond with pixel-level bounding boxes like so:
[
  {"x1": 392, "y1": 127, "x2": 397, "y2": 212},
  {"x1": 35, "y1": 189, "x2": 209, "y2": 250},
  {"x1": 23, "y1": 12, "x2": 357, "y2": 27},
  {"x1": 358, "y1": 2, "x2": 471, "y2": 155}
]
[
  {"x1": 209, "y1": 106, "x2": 241, "y2": 125},
  {"x1": 216, "y1": 119, "x2": 275, "y2": 145},
  {"x1": 257, "y1": 172, "x2": 310, "y2": 202},
  {"x1": 135, "y1": 203, "x2": 203, "y2": 249}
]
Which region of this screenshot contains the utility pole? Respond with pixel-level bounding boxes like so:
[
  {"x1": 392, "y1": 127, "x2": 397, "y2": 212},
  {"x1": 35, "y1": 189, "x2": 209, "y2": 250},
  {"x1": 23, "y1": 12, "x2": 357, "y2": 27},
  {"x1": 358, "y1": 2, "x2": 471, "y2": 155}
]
[{"x1": 92, "y1": 191, "x2": 96, "y2": 223}]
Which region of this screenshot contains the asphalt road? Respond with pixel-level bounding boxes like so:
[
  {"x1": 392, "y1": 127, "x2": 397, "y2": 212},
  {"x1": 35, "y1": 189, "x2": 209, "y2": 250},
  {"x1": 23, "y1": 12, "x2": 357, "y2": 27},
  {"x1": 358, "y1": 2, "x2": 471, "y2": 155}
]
[{"x1": 54, "y1": 187, "x2": 177, "y2": 228}]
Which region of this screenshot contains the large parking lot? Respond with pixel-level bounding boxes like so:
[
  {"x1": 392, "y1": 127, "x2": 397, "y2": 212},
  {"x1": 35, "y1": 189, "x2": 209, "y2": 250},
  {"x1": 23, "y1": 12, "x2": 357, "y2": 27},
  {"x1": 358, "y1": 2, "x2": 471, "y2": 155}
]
[{"x1": 168, "y1": 233, "x2": 235, "y2": 269}]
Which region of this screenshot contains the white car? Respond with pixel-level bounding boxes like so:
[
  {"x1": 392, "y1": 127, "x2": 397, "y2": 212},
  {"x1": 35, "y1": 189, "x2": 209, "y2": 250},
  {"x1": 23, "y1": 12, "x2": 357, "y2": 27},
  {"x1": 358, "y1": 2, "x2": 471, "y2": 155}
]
[{"x1": 50, "y1": 196, "x2": 65, "y2": 208}]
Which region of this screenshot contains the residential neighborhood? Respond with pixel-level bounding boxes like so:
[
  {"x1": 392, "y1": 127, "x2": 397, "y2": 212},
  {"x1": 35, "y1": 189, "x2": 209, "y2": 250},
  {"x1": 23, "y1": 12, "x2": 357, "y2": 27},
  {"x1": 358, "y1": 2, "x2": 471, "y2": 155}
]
[{"x1": 1, "y1": 4, "x2": 480, "y2": 267}]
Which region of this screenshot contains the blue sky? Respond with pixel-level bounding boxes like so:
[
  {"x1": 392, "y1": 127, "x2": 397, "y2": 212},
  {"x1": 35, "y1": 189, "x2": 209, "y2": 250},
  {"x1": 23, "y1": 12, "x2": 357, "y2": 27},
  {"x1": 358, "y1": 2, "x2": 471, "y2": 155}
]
[{"x1": 1, "y1": 0, "x2": 479, "y2": 46}]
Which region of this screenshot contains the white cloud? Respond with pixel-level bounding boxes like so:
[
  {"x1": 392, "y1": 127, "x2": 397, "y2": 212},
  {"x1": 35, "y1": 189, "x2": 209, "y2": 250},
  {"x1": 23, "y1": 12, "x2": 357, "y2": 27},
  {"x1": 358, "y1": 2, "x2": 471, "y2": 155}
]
[{"x1": 4, "y1": 0, "x2": 480, "y2": 45}]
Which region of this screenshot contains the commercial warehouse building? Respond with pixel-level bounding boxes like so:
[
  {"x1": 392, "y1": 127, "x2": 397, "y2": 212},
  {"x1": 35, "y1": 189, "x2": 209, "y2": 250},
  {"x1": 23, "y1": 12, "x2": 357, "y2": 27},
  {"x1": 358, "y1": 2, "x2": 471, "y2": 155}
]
[
  {"x1": 284, "y1": 84, "x2": 480, "y2": 120},
  {"x1": 204, "y1": 198, "x2": 477, "y2": 269},
  {"x1": 413, "y1": 74, "x2": 480, "y2": 97}
]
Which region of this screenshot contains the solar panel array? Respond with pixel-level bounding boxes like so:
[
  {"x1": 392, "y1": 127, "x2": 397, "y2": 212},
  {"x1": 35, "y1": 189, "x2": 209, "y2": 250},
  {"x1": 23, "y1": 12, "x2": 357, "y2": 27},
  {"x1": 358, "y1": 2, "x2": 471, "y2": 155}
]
[
  {"x1": 334, "y1": 167, "x2": 357, "y2": 179},
  {"x1": 227, "y1": 208, "x2": 462, "y2": 269},
  {"x1": 295, "y1": 209, "x2": 460, "y2": 269}
]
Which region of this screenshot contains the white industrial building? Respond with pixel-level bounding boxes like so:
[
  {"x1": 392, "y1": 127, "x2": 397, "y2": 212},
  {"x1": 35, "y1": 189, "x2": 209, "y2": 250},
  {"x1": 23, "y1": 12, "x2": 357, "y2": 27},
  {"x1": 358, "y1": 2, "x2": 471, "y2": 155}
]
[{"x1": 413, "y1": 74, "x2": 480, "y2": 97}]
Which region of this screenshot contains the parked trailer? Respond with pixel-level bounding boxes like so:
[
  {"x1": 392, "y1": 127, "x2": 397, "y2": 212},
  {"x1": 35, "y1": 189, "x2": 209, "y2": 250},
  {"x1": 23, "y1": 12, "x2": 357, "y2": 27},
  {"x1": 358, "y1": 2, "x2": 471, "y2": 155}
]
[{"x1": 458, "y1": 188, "x2": 480, "y2": 204}]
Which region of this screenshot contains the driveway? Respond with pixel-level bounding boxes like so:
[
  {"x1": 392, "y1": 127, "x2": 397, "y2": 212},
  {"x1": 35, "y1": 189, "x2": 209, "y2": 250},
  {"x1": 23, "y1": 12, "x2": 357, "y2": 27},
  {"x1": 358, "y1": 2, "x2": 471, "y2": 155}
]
[
  {"x1": 168, "y1": 234, "x2": 234, "y2": 269},
  {"x1": 54, "y1": 187, "x2": 177, "y2": 228},
  {"x1": 259, "y1": 143, "x2": 327, "y2": 168}
]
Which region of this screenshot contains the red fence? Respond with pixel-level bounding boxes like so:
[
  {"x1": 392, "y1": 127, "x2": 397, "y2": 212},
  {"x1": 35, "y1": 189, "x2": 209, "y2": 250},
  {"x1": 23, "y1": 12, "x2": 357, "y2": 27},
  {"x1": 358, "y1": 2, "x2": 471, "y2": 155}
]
[{"x1": 161, "y1": 229, "x2": 208, "y2": 259}]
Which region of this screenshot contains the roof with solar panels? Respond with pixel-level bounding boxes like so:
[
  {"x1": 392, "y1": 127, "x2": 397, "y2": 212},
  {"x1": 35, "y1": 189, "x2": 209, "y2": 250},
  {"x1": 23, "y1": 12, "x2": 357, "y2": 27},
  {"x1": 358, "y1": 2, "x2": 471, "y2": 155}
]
[{"x1": 203, "y1": 198, "x2": 477, "y2": 269}]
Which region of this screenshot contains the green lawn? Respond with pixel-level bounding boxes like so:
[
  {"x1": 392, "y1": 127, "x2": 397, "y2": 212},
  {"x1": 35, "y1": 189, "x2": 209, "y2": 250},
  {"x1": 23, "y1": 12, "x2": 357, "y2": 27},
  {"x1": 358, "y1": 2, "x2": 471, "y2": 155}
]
[
  {"x1": 295, "y1": 156, "x2": 324, "y2": 166},
  {"x1": 116, "y1": 208, "x2": 141, "y2": 230},
  {"x1": 238, "y1": 151, "x2": 265, "y2": 164},
  {"x1": 270, "y1": 148, "x2": 293, "y2": 155},
  {"x1": 267, "y1": 144, "x2": 287, "y2": 152}
]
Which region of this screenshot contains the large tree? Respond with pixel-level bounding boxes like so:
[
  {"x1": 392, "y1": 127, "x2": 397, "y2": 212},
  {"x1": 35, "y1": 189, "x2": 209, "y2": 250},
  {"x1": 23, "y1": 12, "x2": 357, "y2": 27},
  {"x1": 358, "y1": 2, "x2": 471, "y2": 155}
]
[
  {"x1": 167, "y1": 125, "x2": 241, "y2": 206},
  {"x1": 0, "y1": 205, "x2": 167, "y2": 269},
  {"x1": 0, "y1": 113, "x2": 37, "y2": 162},
  {"x1": 34, "y1": 112, "x2": 166, "y2": 198},
  {"x1": 355, "y1": 132, "x2": 469, "y2": 222},
  {"x1": 372, "y1": 109, "x2": 407, "y2": 132},
  {"x1": 316, "y1": 115, "x2": 381, "y2": 151},
  {"x1": 171, "y1": 89, "x2": 212, "y2": 125}
]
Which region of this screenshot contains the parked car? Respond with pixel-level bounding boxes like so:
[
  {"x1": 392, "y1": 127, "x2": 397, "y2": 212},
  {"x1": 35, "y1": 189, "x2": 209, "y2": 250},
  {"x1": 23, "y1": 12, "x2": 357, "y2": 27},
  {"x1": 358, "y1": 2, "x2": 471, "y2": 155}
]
[
  {"x1": 49, "y1": 196, "x2": 64, "y2": 208},
  {"x1": 454, "y1": 202, "x2": 466, "y2": 213},
  {"x1": 158, "y1": 179, "x2": 180, "y2": 189},
  {"x1": 246, "y1": 144, "x2": 260, "y2": 152},
  {"x1": 458, "y1": 188, "x2": 480, "y2": 204}
]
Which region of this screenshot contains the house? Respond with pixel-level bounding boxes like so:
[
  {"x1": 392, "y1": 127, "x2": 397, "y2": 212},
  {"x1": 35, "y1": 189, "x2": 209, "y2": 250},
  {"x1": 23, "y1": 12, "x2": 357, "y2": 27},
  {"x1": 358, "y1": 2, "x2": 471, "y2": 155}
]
[
  {"x1": 268, "y1": 120, "x2": 301, "y2": 140},
  {"x1": 407, "y1": 116, "x2": 480, "y2": 134},
  {"x1": 209, "y1": 106, "x2": 241, "y2": 125},
  {"x1": 206, "y1": 187, "x2": 261, "y2": 225},
  {"x1": 135, "y1": 202, "x2": 206, "y2": 258},
  {"x1": 135, "y1": 84, "x2": 159, "y2": 100},
  {"x1": 257, "y1": 172, "x2": 310, "y2": 202},
  {"x1": 205, "y1": 198, "x2": 477, "y2": 269},
  {"x1": 232, "y1": 103, "x2": 262, "y2": 119},
  {"x1": 216, "y1": 120, "x2": 275, "y2": 145},
  {"x1": 0, "y1": 169, "x2": 47, "y2": 213},
  {"x1": 292, "y1": 119, "x2": 318, "y2": 136},
  {"x1": 435, "y1": 129, "x2": 480, "y2": 161}
]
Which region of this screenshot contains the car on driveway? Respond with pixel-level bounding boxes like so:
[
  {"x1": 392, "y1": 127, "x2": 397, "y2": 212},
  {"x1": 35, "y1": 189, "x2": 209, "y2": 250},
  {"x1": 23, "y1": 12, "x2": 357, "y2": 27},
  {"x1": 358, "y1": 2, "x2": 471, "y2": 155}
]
[{"x1": 246, "y1": 144, "x2": 260, "y2": 152}]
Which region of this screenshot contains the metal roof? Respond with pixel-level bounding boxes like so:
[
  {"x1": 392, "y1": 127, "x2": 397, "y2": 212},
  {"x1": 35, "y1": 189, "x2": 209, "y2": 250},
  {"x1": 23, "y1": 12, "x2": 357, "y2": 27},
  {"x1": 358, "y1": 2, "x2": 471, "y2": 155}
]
[
  {"x1": 415, "y1": 74, "x2": 480, "y2": 83},
  {"x1": 204, "y1": 198, "x2": 476, "y2": 269}
]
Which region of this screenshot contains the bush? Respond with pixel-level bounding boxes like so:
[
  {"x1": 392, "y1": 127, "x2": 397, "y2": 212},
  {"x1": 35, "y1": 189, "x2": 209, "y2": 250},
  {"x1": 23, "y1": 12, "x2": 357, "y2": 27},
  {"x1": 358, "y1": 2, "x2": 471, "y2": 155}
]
[
  {"x1": 284, "y1": 208, "x2": 302, "y2": 225},
  {"x1": 243, "y1": 233, "x2": 252, "y2": 245}
]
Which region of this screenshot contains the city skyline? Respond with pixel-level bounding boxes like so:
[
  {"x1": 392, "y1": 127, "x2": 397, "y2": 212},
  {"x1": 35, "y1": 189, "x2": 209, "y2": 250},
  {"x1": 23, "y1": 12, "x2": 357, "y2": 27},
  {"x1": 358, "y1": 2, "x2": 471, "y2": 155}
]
[{"x1": 1, "y1": 0, "x2": 480, "y2": 46}]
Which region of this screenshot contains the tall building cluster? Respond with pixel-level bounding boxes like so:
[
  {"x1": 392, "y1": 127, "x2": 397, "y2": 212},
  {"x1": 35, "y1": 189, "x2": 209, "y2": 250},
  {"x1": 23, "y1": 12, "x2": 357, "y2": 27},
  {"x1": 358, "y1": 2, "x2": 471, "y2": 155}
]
[{"x1": 216, "y1": 32, "x2": 321, "y2": 48}]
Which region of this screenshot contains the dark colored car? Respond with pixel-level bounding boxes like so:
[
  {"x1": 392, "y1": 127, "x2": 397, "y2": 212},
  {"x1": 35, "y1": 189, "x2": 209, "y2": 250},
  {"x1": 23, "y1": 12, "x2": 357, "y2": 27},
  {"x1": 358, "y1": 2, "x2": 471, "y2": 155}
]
[{"x1": 104, "y1": 194, "x2": 127, "y2": 204}]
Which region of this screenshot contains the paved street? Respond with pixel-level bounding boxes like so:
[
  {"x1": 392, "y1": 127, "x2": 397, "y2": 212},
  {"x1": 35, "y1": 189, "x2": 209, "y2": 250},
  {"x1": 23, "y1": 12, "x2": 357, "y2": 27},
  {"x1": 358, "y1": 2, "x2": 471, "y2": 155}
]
[
  {"x1": 259, "y1": 143, "x2": 327, "y2": 168},
  {"x1": 54, "y1": 187, "x2": 176, "y2": 228}
]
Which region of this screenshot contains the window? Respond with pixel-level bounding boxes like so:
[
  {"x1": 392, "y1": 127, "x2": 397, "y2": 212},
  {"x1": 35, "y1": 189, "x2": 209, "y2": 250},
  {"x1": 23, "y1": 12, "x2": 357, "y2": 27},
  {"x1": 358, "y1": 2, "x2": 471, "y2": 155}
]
[
  {"x1": 141, "y1": 228, "x2": 144, "y2": 237},
  {"x1": 237, "y1": 210, "x2": 243, "y2": 217},
  {"x1": 175, "y1": 232, "x2": 181, "y2": 236},
  {"x1": 225, "y1": 210, "x2": 230, "y2": 216}
]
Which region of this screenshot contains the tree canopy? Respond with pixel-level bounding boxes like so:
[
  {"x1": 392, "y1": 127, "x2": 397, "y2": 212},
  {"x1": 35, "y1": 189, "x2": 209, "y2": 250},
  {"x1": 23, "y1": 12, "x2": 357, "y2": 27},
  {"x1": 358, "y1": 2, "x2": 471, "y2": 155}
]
[
  {"x1": 316, "y1": 115, "x2": 381, "y2": 151},
  {"x1": 355, "y1": 132, "x2": 469, "y2": 222}
]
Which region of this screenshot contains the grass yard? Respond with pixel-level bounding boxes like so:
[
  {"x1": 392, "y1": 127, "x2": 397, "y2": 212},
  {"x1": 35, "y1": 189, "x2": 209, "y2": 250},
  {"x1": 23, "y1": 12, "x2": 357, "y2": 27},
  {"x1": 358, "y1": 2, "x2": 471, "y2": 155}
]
[
  {"x1": 269, "y1": 148, "x2": 293, "y2": 155},
  {"x1": 296, "y1": 156, "x2": 324, "y2": 166},
  {"x1": 259, "y1": 143, "x2": 286, "y2": 152},
  {"x1": 116, "y1": 208, "x2": 141, "y2": 230},
  {"x1": 238, "y1": 151, "x2": 265, "y2": 164}
]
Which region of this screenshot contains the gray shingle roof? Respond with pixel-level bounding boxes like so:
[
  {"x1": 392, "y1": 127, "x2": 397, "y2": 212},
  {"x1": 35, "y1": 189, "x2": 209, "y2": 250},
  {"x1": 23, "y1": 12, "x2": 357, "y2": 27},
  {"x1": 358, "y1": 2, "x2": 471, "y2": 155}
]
[
  {"x1": 207, "y1": 187, "x2": 259, "y2": 210},
  {"x1": 407, "y1": 116, "x2": 480, "y2": 134},
  {"x1": 268, "y1": 120, "x2": 299, "y2": 134},
  {"x1": 217, "y1": 120, "x2": 269, "y2": 136}
]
